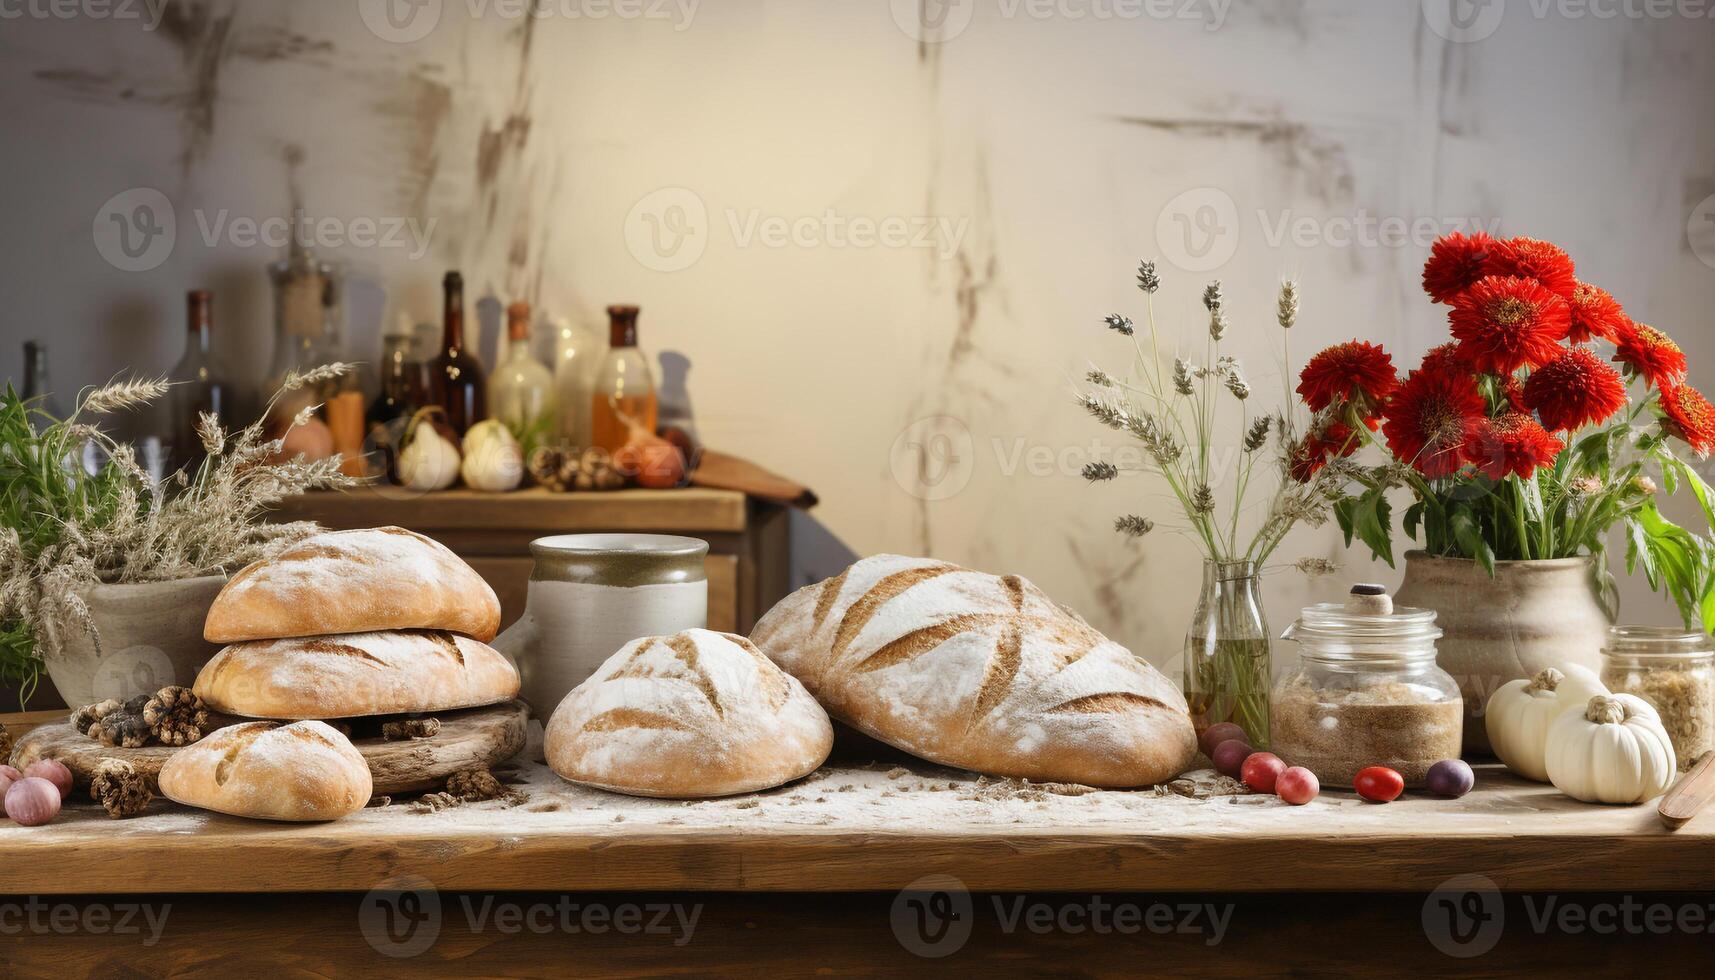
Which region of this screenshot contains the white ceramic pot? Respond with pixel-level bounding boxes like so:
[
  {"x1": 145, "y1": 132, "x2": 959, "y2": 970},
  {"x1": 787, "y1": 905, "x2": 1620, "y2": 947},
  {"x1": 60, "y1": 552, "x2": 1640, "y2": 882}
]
[
  {"x1": 494, "y1": 534, "x2": 709, "y2": 719},
  {"x1": 44, "y1": 574, "x2": 228, "y2": 709},
  {"x1": 1394, "y1": 552, "x2": 1613, "y2": 756}
]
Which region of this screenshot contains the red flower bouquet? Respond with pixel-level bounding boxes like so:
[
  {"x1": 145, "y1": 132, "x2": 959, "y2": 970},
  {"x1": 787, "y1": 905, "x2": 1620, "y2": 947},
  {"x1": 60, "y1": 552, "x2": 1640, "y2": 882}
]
[{"x1": 1303, "y1": 233, "x2": 1715, "y2": 632}]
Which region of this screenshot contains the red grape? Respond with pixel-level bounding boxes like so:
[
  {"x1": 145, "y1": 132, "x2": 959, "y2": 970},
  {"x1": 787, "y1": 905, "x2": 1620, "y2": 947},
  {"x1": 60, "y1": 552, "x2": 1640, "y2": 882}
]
[
  {"x1": 1240, "y1": 752, "x2": 1286, "y2": 793},
  {"x1": 1212, "y1": 739, "x2": 1253, "y2": 778},
  {"x1": 1199, "y1": 722, "x2": 1249, "y2": 758},
  {"x1": 1276, "y1": 767, "x2": 1319, "y2": 805},
  {"x1": 1355, "y1": 766, "x2": 1406, "y2": 803}
]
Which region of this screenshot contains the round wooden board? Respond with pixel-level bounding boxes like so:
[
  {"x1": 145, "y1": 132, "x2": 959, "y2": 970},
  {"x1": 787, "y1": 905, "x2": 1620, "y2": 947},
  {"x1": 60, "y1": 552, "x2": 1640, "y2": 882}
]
[{"x1": 9, "y1": 700, "x2": 529, "y2": 797}]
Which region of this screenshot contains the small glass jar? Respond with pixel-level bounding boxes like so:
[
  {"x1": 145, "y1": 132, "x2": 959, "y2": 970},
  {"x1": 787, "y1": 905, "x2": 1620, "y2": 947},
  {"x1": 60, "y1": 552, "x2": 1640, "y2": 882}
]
[
  {"x1": 1600, "y1": 627, "x2": 1714, "y2": 772},
  {"x1": 1272, "y1": 587, "x2": 1463, "y2": 788}
]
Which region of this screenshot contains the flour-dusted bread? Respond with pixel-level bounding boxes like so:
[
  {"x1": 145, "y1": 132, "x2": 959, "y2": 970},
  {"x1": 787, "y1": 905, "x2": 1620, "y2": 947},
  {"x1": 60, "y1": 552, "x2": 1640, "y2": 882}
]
[
  {"x1": 193, "y1": 630, "x2": 520, "y2": 719},
  {"x1": 545, "y1": 629, "x2": 833, "y2": 798},
  {"x1": 203, "y1": 526, "x2": 501, "y2": 643},
  {"x1": 751, "y1": 555, "x2": 1198, "y2": 788},
  {"x1": 158, "y1": 720, "x2": 372, "y2": 821}
]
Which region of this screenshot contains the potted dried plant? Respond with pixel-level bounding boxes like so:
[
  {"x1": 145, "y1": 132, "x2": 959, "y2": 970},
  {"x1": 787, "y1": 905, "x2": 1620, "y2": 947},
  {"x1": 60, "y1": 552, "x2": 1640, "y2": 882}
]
[
  {"x1": 1077, "y1": 263, "x2": 1345, "y2": 748},
  {"x1": 0, "y1": 365, "x2": 358, "y2": 707},
  {"x1": 1296, "y1": 232, "x2": 1715, "y2": 752}
]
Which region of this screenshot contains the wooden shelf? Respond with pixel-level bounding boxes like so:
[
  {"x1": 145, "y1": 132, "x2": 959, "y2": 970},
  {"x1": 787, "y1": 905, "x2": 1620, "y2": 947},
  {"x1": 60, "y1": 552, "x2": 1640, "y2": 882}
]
[{"x1": 273, "y1": 486, "x2": 749, "y2": 534}]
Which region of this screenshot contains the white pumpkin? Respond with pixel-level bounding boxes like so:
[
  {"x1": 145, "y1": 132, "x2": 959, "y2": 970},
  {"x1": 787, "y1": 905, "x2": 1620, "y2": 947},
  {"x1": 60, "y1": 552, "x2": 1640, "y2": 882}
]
[
  {"x1": 460, "y1": 420, "x2": 524, "y2": 492},
  {"x1": 1545, "y1": 694, "x2": 1678, "y2": 805},
  {"x1": 1485, "y1": 665, "x2": 1609, "y2": 782},
  {"x1": 398, "y1": 418, "x2": 461, "y2": 492}
]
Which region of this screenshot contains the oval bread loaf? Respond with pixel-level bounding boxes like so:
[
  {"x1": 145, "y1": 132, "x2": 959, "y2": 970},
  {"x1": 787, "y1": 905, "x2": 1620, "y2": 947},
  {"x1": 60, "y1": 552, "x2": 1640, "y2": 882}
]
[
  {"x1": 159, "y1": 720, "x2": 372, "y2": 822},
  {"x1": 204, "y1": 527, "x2": 501, "y2": 643},
  {"x1": 750, "y1": 555, "x2": 1198, "y2": 788},
  {"x1": 194, "y1": 630, "x2": 520, "y2": 719},
  {"x1": 546, "y1": 629, "x2": 833, "y2": 798}
]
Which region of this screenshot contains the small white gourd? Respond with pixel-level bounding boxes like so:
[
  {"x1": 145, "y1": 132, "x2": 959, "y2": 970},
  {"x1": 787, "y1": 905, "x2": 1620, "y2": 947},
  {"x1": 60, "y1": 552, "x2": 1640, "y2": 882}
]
[
  {"x1": 1484, "y1": 665, "x2": 1608, "y2": 782},
  {"x1": 1544, "y1": 694, "x2": 1677, "y2": 805},
  {"x1": 461, "y1": 420, "x2": 524, "y2": 493}
]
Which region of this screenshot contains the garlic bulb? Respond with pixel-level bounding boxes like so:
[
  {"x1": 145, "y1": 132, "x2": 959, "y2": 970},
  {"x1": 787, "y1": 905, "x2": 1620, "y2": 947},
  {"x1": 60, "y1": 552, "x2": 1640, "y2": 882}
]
[
  {"x1": 1545, "y1": 693, "x2": 1677, "y2": 804},
  {"x1": 398, "y1": 418, "x2": 461, "y2": 492},
  {"x1": 461, "y1": 420, "x2": 524, "y2": 493},
  {"x1": 1485, "y1": 664, "x2": 1609, "y2": 782}
]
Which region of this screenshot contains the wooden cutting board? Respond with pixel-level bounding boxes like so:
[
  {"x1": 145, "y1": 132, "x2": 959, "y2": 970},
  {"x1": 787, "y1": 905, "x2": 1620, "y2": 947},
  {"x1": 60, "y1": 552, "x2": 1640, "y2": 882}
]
[{"x1": 8, "y1": 700, "x2": 528, "y2": 797}]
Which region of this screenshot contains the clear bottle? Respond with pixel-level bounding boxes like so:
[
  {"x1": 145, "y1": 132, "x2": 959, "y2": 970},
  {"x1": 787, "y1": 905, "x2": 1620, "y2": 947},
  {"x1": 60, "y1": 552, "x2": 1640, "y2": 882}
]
[
  {"x1": 489, "y1": 301, "x2": 557, "y2": 456},
  {"x1": 20, "y1": 340, "x2": 65, "y2": 424},
  {"x1": 551, "y1": 313, "x2": 598, "y2": 448},
  {"x1": 265, "y1": 244, "x2": 342, "y2": 424},
  {"x1": 429, "y1": 271, "x2": 487, "y2": 438},
  {"x1": 1273, "y1": 586, "x2": 1463, "y2": 787},
  {"x1": 589, "y1": 305, "x2": 657, "y2": 455},
  {"x1": 1184, "y1": 560, "x2": 1272, "y2": 747},
  {"x1": 165, "y1": 290, "x2": 236, "y2": 476},
  {"x1": 1601, "y1": 627, "x2": 1714, "y2": 772}
]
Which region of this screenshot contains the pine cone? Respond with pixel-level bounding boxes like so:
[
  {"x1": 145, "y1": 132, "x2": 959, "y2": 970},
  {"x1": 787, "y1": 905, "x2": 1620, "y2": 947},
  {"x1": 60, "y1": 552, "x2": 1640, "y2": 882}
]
[
  {"x1": 87, "y1": 695, "x2": 153, "y2": 748},
  {"x1": 382, "y1": 717, "x2": 441, "y2": 742},
  {"x1": 446, "y1": 768, "x2": 506, "y2": 802},
  {"x1": 89, "y1": 759, "x2": 152, "y2": 819},
  {"x1": 72, "y1": 698, "x2": 122, "y2": 736},
  {"x1": 144, "y1": 686, "x2": 210, "y2": 746}
]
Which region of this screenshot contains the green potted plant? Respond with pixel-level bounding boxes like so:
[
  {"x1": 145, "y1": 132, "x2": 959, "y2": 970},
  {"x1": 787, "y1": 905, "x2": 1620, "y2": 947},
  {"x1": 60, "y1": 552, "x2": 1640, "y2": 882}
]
[
  {"x1": 0, "y1": 365, "x2": 357, "y2": 707},
  {"x1": 1295, "y1": 232, "x2": 1715, "y2": 752}
]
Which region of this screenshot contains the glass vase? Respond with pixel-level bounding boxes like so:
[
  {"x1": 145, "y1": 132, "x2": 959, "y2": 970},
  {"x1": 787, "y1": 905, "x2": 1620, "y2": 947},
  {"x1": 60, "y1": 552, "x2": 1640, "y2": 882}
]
[{"x1": 1184, "y1": 559, "x2": 1272, "y2": 748}]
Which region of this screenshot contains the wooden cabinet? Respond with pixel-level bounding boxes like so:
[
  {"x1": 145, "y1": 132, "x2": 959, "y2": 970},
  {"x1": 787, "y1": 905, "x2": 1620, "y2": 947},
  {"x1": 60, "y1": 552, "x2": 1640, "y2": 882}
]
[{"x1": 271, "y1": 486, "x2": 791, "y2": 635}]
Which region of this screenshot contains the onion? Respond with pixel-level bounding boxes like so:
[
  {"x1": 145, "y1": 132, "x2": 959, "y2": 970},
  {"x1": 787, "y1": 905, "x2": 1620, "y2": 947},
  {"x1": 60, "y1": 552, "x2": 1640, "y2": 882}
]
[{"x1": 5, "y1": 777, "x2": 62, "y2": 827}]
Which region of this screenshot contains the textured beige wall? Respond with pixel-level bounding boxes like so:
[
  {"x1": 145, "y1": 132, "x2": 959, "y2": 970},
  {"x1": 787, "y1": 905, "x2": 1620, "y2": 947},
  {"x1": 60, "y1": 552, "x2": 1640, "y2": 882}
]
[{"x1": 2, "y1": 0, "x2": 1713, "y2": 675}]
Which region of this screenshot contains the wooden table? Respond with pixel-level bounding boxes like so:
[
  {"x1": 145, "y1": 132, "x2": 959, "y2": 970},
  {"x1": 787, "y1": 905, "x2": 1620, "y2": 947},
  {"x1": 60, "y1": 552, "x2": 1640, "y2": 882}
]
[
  {"x1": 3, "y1": 709, "x2": 1712, "y2": 975},
  {"x1": 272, "y1": 486, "x2": 792, "y2": 636}
]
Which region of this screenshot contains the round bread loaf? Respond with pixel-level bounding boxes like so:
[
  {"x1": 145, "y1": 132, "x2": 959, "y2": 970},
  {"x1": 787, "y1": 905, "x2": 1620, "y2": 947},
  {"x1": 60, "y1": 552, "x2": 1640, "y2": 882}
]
[
  {"x1": 750, "y1": 555, "x2": 1199, "y2": 788},
  {"x1": 159, "y1": 720, "x2": 372, "y2": 821},
  {"x1": 194, "y1": 630, "x2": 520, "y2": 719},
  {"x1": 545, "y1": 629, "x2": 833, "y2": 798},
  {"x1": 204, "y1": 527, "x2": 501, "y2": 643}
]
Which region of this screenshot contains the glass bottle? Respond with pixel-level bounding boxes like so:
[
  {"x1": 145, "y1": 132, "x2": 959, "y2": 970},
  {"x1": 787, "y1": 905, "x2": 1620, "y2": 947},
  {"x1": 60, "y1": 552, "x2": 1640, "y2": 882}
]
[
  {"x1": 551, "y1": 313, "x2": 597, "y2": 448},
  {"x1": 366, "y1": 321, "x2": 429, "y2": 480},
  {"x1": 1184, "y1": 560, "x2": 1272, "y2": 748},
  {"x1": 164, "y1": 290, "x2": 235, "y2": 476},
  {"x1": 1601, "y1": 627, "x2": 1715, "y2": 772},
  {"x1": 20, "y1": 340, "x2": 65, "y2": 423},
  {"x1": 489, "y1": 301, "x2": 557, "y2": 456},
  {"x1": 589, "y1": 305, "x2": 657, "y2": 455},
  {"x1": 265, "y1": 244, "x2": 342, "y2": 424},
  {"x1": 429, "y1": 271, "x2": 486, "y2": 438},
  {"x1": 1273, "y1": 586, "x2": 1462, "y2": 787}
]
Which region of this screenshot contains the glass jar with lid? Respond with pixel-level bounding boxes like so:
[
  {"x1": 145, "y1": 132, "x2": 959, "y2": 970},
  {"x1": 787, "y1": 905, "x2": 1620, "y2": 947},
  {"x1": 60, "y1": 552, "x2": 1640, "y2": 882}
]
[
  {"x1": 1272, "y1": 585, "x2": 1463, "y2": 787},
  {"x1": 1600, "y1": 627, "x2": 1714, "y2": 772}
]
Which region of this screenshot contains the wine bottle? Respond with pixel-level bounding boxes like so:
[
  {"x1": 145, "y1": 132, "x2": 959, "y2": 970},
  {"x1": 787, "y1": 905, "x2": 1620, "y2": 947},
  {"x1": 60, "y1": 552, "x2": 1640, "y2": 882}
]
[
  {"x1": 166, "y1": 290, "x2": 235, "y2": 475},
  {"x1": 429, "y1": 271, "x2": 487, "y2": 437},
  {"x1": 489, "y1": 301, "x2": 556, "y2": 456}
]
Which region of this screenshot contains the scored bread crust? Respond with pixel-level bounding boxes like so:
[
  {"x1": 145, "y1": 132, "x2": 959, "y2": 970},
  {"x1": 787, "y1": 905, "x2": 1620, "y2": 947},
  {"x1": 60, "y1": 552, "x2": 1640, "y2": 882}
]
[
  {"x1": 204, "y1": 527, "x2": 501, "y2": 643},
  {"x1": 158, "y1": 720, "x2": 373, "y2": 822},
  {"x1": 545, "y1": 629, "x2": 833, "y2": 798},
  {"x1": 194, "y1": 630, "x2": 521, "y2": 720},
  {"x1": 750, "y1": 555, "x2": 1198, "y2": 788}
]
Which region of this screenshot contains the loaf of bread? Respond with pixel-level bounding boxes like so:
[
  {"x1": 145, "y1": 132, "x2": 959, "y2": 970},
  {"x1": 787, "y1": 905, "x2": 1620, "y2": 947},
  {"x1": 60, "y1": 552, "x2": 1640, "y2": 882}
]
[
  {"x1": 194, "y1": 630, "x2": 520, "y2": 719},
  {"x1": 204, "y1": 527, "x2": 501, "y2": 643},
  {"x1": 158, "y1": 720, "x2": 372, "y2": 821},
  {"x1": 750, "y1": 555, "x2": 1198, "y2": 788},
  {"x1": 545, "y1": 629, "x2": 833, "y2": 798}
]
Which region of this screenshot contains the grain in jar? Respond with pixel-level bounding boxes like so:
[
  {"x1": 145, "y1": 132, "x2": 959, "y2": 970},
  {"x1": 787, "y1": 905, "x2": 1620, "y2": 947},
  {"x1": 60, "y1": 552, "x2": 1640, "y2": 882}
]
[{"x1": 1600, "y1": 627, "x2": 1714, "y2": 772}]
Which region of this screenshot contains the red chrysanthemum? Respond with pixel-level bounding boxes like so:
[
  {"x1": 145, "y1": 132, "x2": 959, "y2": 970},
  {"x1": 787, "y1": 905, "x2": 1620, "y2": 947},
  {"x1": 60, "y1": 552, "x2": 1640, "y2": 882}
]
[
  {"x1": 1613, "y1": 321, "x2": 1689, "y2": 390},
  {"x1": 1467, "y1": 412, "x2": 1564, "y2": 481},
  {"x1": 1566, "y1": 281, "x2": 1627, "y2": 345},
  {"x1": 1422, "y1": 231, "x2": 1497, "y2": 304},
  {"x1": 1298, "y1": 341, "x2": 1399, "y2": 414},
  {"x1": 1523, "y1": 346, "x2": 1629, "y2": 432},
  {"x1": 1449, "y1": 276, "x2": 1572, "y2": 376},
  {"x1": 1482, "y1": 236, "x2": 1578, "y2": 299},
  {"x1": 1382, "y1": 369, "x2": 1487, "y2": 479},
  {"x1": 1419, "y1": 343, "x2": 1474, "y2": 376},
  {"x1": 1288, "y1": 421, "x2": 1365, "y2": 483},
  {"x1": 1661, "y1": 385, "x2": 1715, "y2": 458}
]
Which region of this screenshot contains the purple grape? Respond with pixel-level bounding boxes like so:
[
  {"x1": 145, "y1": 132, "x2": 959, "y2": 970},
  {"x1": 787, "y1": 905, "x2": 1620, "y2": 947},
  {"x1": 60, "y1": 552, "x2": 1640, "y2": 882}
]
[{"x1": 1426, "y1": 759, "x2": 1474, "y2": 799}]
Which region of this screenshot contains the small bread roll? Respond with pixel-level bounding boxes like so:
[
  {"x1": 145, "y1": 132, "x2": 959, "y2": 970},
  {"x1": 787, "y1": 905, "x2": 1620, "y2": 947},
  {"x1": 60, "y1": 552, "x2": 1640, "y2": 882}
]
[
  {"x1": 546, "y1": 629, "x2": 832, "y2": 798},
  {"x1": 204, "y1": 527, "x2": 501, "y2": 643},
  {"x1": 159, "y1": 721, "x2": 372, "y2": 822}
]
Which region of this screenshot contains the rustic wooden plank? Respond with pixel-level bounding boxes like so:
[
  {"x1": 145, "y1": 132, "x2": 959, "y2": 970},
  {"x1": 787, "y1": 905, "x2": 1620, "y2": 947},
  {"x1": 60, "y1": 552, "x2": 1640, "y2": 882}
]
[
  {"x1": 0, "y1": 757, "x2": 1708, "y2": 896},
  {"x1": 273, "y1": 487, "x2": 748, "y2": 534}
]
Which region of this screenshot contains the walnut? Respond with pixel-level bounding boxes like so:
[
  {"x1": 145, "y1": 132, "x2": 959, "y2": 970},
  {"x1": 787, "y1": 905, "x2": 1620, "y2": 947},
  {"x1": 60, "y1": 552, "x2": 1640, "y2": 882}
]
[
  {"x1": 144, "y1": 686, "x2": 209, "y2": 746},
  {"x1": 89, "y1": 759, "x2": 152, "y2": 819},
  {"x1": 529, "y1": 447, "x2": 626, "y2": 492},
  {"x1": 86, "y1": 695, "x2": 154, "y2": 748},
  {"x1": 382, "y1": 717, "x2": 441, "y2": 742}
]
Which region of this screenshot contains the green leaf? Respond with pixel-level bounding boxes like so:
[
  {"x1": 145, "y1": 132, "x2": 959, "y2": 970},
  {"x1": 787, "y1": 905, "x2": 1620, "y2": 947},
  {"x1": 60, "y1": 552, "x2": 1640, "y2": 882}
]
[
  {"x1": 1450, "y1": 508, "x2": 1496, "y2": 576},
  {"x1": 1351, "y1": 487, "x2": 1396, "y2": 568},
  {"x1": 1403, "y1": 501, "x2": 1425, "y2": 543}
]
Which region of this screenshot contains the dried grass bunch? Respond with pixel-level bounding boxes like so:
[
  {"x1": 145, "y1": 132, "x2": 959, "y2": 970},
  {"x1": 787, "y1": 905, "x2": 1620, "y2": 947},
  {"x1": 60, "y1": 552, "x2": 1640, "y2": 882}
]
[{"x1": 0, "y1": 364, "x2": 360, "y2": 699}]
